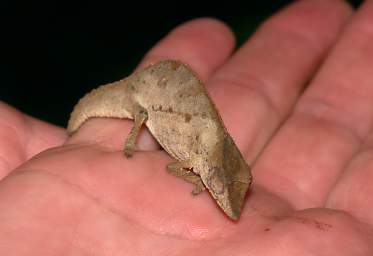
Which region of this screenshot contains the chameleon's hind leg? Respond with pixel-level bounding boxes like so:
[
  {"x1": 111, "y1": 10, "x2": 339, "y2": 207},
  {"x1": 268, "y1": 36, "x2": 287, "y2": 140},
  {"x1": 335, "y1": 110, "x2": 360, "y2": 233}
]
[
  {"x1": 124, "y1": 106, "x2": 148, "y2": 157},
  {"x1": 167, "y1": 161, "x2": 205, "y2": 195}
]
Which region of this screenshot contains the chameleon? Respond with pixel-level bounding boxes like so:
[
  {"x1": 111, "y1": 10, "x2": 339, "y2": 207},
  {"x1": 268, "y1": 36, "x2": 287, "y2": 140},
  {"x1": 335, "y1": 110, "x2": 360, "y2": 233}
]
[{"x1": 67, "y1": 60, "x2": 252, "y2": 220}]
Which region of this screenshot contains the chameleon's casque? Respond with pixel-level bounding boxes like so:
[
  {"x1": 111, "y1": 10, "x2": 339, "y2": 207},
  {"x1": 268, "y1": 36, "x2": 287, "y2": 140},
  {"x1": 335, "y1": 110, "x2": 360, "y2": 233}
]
[{"x1": 68, "y1": 60, "x2": 252, "y2": 220}]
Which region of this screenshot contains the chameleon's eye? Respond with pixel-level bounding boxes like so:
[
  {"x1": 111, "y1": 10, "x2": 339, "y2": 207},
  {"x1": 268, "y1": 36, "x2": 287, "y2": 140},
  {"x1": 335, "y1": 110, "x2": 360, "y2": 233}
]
[{"x1": 207, "y1": 167, "x2": 229, "y2": 195}]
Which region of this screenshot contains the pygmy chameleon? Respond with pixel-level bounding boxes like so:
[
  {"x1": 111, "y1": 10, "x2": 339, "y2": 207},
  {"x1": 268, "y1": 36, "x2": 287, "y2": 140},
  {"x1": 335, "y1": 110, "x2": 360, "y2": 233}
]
[{"x1": 67, "y1": 60, "x2": 252, "y2": 220}]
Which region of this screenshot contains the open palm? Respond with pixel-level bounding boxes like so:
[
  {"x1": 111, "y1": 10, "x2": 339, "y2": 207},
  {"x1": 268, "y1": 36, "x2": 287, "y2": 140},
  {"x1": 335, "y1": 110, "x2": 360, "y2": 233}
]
[{"x1": 1, "y1": 1, "x2": 373, "y2": 255}]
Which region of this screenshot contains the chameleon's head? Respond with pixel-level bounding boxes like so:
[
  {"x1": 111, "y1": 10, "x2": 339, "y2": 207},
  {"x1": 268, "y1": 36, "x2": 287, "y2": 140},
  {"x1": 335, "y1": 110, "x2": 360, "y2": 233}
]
[{"x1": 203, "y1": 135, "x2": 252, "y2": 220}]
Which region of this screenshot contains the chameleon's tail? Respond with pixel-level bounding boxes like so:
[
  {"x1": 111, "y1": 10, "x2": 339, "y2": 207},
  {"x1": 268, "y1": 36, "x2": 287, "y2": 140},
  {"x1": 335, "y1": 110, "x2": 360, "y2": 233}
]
[{"x1": 67, "y1": 79, "x2": 133, "y2": 134}]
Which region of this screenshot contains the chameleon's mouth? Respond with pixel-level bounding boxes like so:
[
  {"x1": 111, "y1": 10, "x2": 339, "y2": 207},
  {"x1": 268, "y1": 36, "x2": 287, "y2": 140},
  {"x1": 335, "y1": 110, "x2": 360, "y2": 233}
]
[
  {"x1": 207, "y1": 180, "x2": 250, "y2": 220},
  {"x1": 201, "y1": 134, "x2": 252, "y2": 220}
]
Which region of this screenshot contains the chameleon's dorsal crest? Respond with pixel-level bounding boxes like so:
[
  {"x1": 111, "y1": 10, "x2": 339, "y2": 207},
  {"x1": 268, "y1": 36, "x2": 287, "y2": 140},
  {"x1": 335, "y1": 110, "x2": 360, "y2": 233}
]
[{"x1": 68, "y1": 60, "x2": 252, "y2": 220}]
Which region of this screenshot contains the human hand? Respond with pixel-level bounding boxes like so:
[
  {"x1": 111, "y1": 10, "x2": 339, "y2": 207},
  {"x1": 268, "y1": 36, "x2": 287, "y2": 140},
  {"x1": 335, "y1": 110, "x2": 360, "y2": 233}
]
[{"x1": 1, "y1": 0, "x2": 373, "y2": 255}]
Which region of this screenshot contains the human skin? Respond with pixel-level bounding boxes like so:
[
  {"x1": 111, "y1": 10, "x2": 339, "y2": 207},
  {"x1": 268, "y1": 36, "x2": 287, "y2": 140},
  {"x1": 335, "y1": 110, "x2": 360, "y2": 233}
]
[{"x1": 1, "y1": 0, "x2": 373, "y2": 255}]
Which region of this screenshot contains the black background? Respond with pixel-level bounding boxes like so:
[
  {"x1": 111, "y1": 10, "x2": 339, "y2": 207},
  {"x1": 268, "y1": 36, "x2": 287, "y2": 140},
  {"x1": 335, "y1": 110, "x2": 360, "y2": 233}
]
[{"x1": 2, "y1": 0, "x2": 363, "y2": 127}]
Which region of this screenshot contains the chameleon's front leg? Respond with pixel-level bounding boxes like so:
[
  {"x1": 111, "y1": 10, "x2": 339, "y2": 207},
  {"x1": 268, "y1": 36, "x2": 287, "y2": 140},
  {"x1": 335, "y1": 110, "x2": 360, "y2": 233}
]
[
  {"x1": 167, "y1": 161, "x2": 205, "y2": 195},
  {"x1": 124, "y1": 106, "x2": 148, "y2": 157}
]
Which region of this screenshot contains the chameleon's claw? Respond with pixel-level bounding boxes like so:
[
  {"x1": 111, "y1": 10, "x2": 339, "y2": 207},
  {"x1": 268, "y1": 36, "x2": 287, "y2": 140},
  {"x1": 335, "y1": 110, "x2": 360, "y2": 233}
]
[
  {"x1": 167, "y1": 161, "x2": 205, "y2": 195},
  {"x1": 191, "y1": 184, "x2": 205, "y2": 196},
  {"x1": 124, "y1": 142, "x2": 135, "y2": 157}
]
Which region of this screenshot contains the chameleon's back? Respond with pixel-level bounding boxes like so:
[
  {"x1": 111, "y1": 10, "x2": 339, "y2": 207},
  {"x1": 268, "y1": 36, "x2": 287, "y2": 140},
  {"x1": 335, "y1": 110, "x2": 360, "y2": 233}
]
[{"x1": 134, "y1": 60, "x2": 224, "y2": 162}]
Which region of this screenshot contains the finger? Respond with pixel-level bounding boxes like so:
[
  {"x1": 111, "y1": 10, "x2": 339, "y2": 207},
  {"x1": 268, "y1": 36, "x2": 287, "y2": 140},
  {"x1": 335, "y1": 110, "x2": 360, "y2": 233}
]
[
  {"x1": 326, "y1": 135, "x2": 373, "y2": 225},
  {"x1": 255, "y1": 1, "x2": 373, "y2": 209},
  {"x1": 139, "y1": 18, "x2": 235, "y2": 81},
  {"x1": 66, "y1": 18, "x2": 235, "y2": 151},
  {"x1": 325, "y1": 1, "x2": 373, "y2": 225},
  {"x1": 0, "y1": 101, "x2": 66, "y2": 178},
  {"x1": 206, "y1": 0, "x2": 352, "y2": 162}
]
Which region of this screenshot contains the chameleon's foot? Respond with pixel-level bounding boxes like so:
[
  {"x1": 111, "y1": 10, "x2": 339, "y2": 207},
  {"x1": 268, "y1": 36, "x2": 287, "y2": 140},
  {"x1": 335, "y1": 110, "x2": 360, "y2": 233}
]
[
  {"x1": 124, "y1": 142, "x2": 135, "y2": 157},
  {"x1": 167, "y1": 161, "x2": 205, "y2": 195},
  {"x1": 191, "y1": 182, "x2": 205, "y2": 196},
  {"x1": 123, "y1": 106, "x2": 148, "y2": 158}
]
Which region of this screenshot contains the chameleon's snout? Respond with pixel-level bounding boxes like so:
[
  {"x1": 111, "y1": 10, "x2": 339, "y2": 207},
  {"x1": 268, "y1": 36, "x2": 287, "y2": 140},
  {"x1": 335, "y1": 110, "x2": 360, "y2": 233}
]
[
  {"x1": 206, "y1": 170, "x2": 250, "y2": 220},
  {"x1": 204, "y1": 135, "x2": 252, "y2": 220}
]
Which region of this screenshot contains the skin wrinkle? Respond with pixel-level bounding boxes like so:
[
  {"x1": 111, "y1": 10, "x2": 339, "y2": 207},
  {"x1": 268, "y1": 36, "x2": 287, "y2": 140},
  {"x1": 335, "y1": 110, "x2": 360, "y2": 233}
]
[
  {"x1": 2, "y1": 169, "x2": 97, "y2": 255},
  {"x1": 295, "y1": 98, "x2": 365, "y2": 145},
  {"x1": 58, "y1": 145, "x2": 165, "y2": 191},
  {"x1": 12, "y1": 167, "x2": 220, "y2": 242},
  {"x1": 263, "y1": 108, "x2": 367, "y2": 209},
  {"x1": 249, "y1": 184, "x2": 294, "y2": 213},
  {"x1": 260, "y1": 170, "x2": 319, "y2": 209},
  {"x1": 297, "y1": 116, "x2": 361, "y2": 207},
  {"x1": 262, "y1": 0, "x2": 353, "y2": 42},
  {"x1": 68, "y1": 134, "x2": 157, "y2": 154},
  {"x1": 0, "y1": 121, "x2": 27, "y2": 172},
  {"x1": 24, "y1": 117, "x2": 40, "y2": 158},
  {"x1": 56, "y1": 143, "x2": 116, "y2": 157},
  {"x1": 56, "y1": 141, "x2": 165, "y2": 166},
  {"x1": 346, "y1": 16, "x2": 373, "y2": 37},
  {"x1": 20, "y1": 116, "x2": 35, "y2": 158},
  {"x1": 156, "y1": 205, "x2": 213, "y2": 240},
  {"x1": 259, "y1": 20, "x2": 325, "y2": 60},
  {"x1": 0, "y1": 121, "x2": 26, "y2": 155},
  {"x1": 68, "y1": 117, "x2": 162, "y2": 152},
  {"x1": 325, "y1": 148, "x2": 366, "y2": 209},
  {"x1": 335, "y1": 210, "x2": 373, "y2": 241},
  {"x1": 326, "y1": 147, "x2": 373, "y2": 224},
  {"x1": 0, "y1": 155, "x2": 11, "y2": 176},
  {"x1": 214, "y1": 71, "x2": 283, "y2": 124},
  {"x1": 302, "y1": 75, "x2": 373, "y2": 135},
  {"x1": 10, "y1": 169, "x2": 167, "y2": 240},
  {"x1": 23, "y1": 116, "x2": 65, "y2": 157}
]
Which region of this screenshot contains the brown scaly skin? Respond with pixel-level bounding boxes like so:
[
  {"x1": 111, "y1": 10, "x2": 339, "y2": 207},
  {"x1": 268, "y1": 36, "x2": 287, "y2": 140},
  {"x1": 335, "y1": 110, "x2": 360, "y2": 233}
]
[{"x1": 67, "y1": 60, "x2": 252, "y2": 220}]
